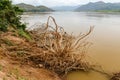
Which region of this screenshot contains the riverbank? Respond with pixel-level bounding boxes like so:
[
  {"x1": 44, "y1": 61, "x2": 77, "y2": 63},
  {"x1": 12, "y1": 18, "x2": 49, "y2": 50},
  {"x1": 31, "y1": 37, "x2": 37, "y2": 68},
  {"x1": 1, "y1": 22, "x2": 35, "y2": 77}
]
[
  {"x1": 0, "y1": 58, "x2": 61, "y2": 80},
  {"x1": 0, "y1": 30, "x2": 62, "y2": 80}
]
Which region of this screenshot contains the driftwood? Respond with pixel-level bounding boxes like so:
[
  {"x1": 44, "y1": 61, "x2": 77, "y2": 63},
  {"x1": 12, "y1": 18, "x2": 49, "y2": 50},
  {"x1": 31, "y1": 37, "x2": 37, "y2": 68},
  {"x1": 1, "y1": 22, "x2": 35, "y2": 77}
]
[{"x1": 27, "y1": 16, "x2": 94, "y2": 76}]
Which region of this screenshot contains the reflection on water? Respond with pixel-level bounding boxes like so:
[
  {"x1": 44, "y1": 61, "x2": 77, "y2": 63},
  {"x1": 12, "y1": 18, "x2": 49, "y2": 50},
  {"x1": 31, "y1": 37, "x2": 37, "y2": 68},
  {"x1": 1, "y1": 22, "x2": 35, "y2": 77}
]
[{"x1": 21, "y1": 12, "x2": 120, "y2": 80}]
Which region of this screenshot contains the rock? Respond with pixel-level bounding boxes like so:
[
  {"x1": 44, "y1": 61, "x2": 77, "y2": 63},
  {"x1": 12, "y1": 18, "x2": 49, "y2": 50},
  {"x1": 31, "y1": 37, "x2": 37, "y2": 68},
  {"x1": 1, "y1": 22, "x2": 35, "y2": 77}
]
[{"x1": 38, "y1": 64, "x2": 44, "y2": 68}]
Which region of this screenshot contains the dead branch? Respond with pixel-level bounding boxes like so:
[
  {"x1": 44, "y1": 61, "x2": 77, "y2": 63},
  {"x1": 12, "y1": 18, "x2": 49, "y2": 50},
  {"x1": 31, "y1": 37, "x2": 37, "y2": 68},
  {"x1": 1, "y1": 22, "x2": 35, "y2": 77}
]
[{"x1": 27, "y1": 16, "x2": 94, "y2": 76}]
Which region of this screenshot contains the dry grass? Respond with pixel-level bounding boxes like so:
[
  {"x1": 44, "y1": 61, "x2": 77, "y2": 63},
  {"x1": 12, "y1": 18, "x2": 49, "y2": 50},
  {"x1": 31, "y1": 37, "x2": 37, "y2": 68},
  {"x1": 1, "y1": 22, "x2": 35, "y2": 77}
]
[{"x1": 27, "y1": 16, "x2": 94, "y2": 76}]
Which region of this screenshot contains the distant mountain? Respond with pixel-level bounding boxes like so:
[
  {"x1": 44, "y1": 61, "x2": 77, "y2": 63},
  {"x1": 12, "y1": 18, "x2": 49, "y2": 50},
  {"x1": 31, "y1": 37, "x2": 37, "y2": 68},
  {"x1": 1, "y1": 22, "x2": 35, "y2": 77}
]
[
  {"x1": 36, "y1": 6, "x2": 54, "y2": 12},
  {"x1": 76, "y1": 1, "x2": 120, "y2": 12},
  {"x1": 52, "y1": 6, "x2": 79, "y2": 11},
  {"x1": 16, "y1": 3, "x2": 54, "y2": 12}
]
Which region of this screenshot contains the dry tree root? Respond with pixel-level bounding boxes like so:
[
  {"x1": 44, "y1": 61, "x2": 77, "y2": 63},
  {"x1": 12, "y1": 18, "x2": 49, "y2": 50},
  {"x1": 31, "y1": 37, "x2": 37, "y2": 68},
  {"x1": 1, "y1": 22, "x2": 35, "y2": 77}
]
[{"x1": 26, "y1": 16, "x2": 94, "y2": 76}]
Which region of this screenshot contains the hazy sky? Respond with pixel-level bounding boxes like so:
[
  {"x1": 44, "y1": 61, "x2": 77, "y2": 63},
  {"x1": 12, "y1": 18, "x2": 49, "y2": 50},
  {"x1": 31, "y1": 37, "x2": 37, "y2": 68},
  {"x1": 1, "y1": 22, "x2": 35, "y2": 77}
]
[{"x1": 12, "y1": 0, "x2": 120, "y2": 7}]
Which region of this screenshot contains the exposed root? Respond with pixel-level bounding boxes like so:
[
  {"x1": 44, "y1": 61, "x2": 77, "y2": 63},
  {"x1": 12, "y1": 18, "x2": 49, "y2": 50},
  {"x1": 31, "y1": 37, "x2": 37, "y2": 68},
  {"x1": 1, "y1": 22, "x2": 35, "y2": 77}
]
[{"x1": 27, "y1": 16, "x2": 94, "y2": 76}]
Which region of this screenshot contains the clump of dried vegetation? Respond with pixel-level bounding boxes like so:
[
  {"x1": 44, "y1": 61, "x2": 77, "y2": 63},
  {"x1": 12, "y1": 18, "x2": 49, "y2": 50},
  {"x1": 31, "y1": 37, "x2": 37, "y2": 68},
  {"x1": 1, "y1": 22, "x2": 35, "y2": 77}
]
[{"x1": 26, "y1": 16, "x2": 94, "y2": 76}]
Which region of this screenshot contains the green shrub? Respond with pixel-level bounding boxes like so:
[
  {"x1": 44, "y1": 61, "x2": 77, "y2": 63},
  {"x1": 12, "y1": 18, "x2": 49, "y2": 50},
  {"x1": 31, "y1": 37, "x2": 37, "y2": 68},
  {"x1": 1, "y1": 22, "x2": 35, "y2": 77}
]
[{"x1": 0, "y1": 0, "x2": 25, "y2": 31}]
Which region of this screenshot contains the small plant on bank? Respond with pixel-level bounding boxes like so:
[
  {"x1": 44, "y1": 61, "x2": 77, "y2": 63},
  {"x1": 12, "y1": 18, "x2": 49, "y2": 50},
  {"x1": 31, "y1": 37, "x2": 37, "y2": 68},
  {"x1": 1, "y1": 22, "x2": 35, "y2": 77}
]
[{"x1": 18, "y1": 28, "x2": 32, "y2": 41}]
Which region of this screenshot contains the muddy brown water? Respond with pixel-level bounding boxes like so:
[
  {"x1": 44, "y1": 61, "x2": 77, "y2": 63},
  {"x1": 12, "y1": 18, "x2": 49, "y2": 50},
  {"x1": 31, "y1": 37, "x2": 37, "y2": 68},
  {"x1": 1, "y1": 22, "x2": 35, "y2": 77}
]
[{"x1": 21, "y1": 12, "x2": 120, "y2": 80}]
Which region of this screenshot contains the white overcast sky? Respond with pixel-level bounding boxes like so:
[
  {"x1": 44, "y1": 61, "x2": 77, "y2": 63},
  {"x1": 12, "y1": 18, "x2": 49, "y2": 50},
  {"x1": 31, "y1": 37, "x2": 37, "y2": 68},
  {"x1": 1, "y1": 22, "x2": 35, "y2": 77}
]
[{"x1": 11, "y1": 0, "x2": 120, "y2": 7}]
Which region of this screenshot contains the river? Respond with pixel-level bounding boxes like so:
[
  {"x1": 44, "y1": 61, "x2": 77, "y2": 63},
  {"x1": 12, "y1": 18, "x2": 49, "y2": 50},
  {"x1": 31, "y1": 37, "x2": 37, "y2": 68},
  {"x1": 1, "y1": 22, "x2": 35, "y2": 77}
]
[{"x1": 21, "y1": 12, "x2": 120, "y2": 80}]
